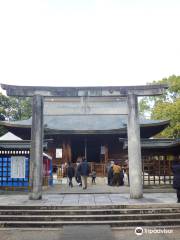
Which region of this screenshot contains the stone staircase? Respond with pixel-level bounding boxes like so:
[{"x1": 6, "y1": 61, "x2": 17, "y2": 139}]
[{"x1": 0, "y1": 204, "x2": 180, "y2": 228}]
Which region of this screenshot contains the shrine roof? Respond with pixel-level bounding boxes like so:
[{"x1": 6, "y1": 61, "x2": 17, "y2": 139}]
[
  {"x1": 121, "y1": 138, "x2": 180, "y2": 149},
  {"x1": 0, "y1": 115, "x2": 170, "y2": 137}
]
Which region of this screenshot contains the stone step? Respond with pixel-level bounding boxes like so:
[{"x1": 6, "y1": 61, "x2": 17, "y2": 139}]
[
  {"x1": 0, "y1": 208, "x2": 180, "y2": 215},
  {"x1": 0, "y1": 219, "x2": 180, "y2": 228},
  {"x1": 0, "y1": 203, "x2": 179, "y2": 210},
  {"x1": 0, "y1": 213, "x2": 179, "y2": 221},
  {"x1": 0, "y1": 204, "x2": 179, "y2": 229}
]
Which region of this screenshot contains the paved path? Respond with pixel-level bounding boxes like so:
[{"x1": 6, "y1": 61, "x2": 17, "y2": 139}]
[
  {"x1": 46, "y1": 177, "x2": 175, "y2": 194},
  {"x1": 1, "y1": 228, "x2": 180, "y2": 240},
  {"x1": 0, "y1": 192, "x2": 177, "y2": 206},
  {"x1": 112, "y1": 228, "x2": 180, "y2": 240},
  {"x1": 62, "y1": 225, "x2": 114, "y2": 240},
  {"x1": 0, "y1": 230, "x2": 63, "y2": 240}
]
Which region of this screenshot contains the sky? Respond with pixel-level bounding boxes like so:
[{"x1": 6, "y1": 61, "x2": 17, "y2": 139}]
[{"x1": 0, "y1": 0, "x2": 180, "y2": 87}]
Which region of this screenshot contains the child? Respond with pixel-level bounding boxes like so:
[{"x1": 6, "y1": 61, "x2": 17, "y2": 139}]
[{"x1": 91, "y1": 170, "x2": 96, "y2": 184}]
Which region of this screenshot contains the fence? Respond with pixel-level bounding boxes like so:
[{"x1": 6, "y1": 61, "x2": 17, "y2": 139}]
[
  {"x1": 142, "y1": 156, "x2": 173, "y2": 185},
  {"x1": 89, "y1": 162, "x2": 106, "y2": 176}
]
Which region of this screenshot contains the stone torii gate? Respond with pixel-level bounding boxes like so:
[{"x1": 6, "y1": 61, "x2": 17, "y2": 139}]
[{"x1": 1, "y1": 84, "x2": 168, "y2": 200}]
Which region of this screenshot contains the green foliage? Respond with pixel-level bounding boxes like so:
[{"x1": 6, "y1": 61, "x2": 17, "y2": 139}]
[
  {"x1": 139, "y1": 75, "x2": 180, "y2": 138},
  {"x1": 7, "y1": 97, "x2": 32, "y2": 121},
  {"x1": 151, "y1": 98, "x2": 180, "y2": 138},
  {"x1": 0, "y1": 93, "x2": 32, "y2": 136},
  {"x1": 152, "y1": 75, "x2": 180, "y2": 101}
]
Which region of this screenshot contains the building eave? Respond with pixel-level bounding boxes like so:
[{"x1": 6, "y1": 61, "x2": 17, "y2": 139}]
[
  {"x1": 0, "y1": 116, "x2": 170, "y2": 138},
  {"x1": 121, "y1": 138, "x2": 180, "y2": 149}
]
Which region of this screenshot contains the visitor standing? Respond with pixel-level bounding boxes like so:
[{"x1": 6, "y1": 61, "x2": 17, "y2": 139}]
[
  {"x1": 67, "y1": 161, "x2": 75, "y2": 188},
  {"x1": 107, "y1": 161, "x2": 114, "y2": 186},
  {"x1": 119, "y1": 167, "x2": 124, "y2": 186},
  {"x1": 79, "y1": 157, "x2": 90, "y2": 189},
  {"x1": 172, "y1": 160, "x2": 180, "y2": 203},
  {"x1": 91, "y1": 169, "x2": 96, "y2": 184},
  {"x1": 75, "y1": 161, "x2": 82, "y2": 187},
  {"x1": 112, "y1": 161, "x2": 121, "y2": 186}
]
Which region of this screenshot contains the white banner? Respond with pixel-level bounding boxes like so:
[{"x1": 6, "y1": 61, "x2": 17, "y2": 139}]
[
  {"x1": 101, "y1": 146, "x2": 106, "y2": 154},
  {"x1": 56, "y1": 148, "x2": 62, "y2": 158},
  {"x1": 11, "y1": 156, "x2": 25, "y2": 178}
]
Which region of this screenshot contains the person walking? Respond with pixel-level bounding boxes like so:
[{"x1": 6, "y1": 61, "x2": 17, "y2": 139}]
[
  {"x1": 79, "y1": 157, "x2": 90, "y2": 189},
  {"x1": 75, "y1": 161, "x2": 82, "y2": 187},
  {"x1": 172, "y1": 160, "x2": 180, "y2": 203},
  {"x1": 66, "y1": 161, "x2": 75, "y2": 188}
]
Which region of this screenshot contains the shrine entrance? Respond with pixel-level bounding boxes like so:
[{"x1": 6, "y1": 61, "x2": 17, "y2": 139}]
[
  {"x1": 71, "y1": 136, "x2": 101, "y2": 163},
  {"x1": 71, "y1": 137, "x2": 85, "y2": 162},
  {"x1": 1, "y1": 84, "x2": 168, "y2": 199},
  {"x1": 86, "y1": 139, "x2": 101, "y2": 163}
]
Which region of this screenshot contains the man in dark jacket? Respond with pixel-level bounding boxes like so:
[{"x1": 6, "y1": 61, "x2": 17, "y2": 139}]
[
  {"x1": 75, "y1": 161, "x2": 82, "y2": 187},
  {"x1": 172, "y1": 160, "x2": 180, "y2": 203},
  {"x1": 79, "y1": 157, "x2": 90, "y2": 189},
  {"x1": 67, "y1": 162, "x2": 75, "y2": 188},
  {"x1": 107, "y1": 165, "x2": 113, "y2": 186}
]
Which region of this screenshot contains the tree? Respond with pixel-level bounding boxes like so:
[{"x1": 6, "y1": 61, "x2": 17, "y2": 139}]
[
  {"x1": 0, "y1": 93, "x2": 32, "y2": 136},
  {"x1": 139, "y1": 75, "x2": 180, "y2": 138},
  {"x1": 151, "y1": 98, "x2": 180, "y2": 138},
  {"x1": 0, "y1": 93, "x2": 10, "y2": 135},
  {"x1": 7, "y1": 97, "x2": 32, "y2": 121}
]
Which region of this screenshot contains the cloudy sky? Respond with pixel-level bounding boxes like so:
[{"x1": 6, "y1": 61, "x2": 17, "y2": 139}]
[{"x1": 0, "y1": 0, "x2": 180, "y2": 87}]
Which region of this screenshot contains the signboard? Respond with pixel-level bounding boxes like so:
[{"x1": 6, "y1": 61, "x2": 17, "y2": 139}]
[
  {"x1": 11, "y1": 156, "x2": 25, "y2": 178},
  {"x1": 44, "y1": 96, "x2": 128, "y2": 115},
  {"x1": 56, "y1": 148, "x2": 62, "y2": 158},
  {"x1": 101, "y1": 146, "x2": 106, "y2": 155}
]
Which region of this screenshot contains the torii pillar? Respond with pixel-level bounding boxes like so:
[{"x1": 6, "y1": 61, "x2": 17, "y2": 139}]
[
  {"x1": 29, "y1": 95, "x2": 44, "y2": 200},
  {"x1": 127, "y1": 93, "x2": 142, "y2": 198}
]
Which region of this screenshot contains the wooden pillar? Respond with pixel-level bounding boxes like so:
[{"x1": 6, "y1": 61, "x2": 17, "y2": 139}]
[
  {"x1": 127, "y1": 94, "x2": 143, "y2": 199},
  {"x1": 62, "y1": 141, "x2": 67, "y2": 164},
  {"x1": 29, "y1": 95, "x2": 44, "y2": 200},
  {"x1": 84, "y1": 138, "x2": 87, "y2": 159},
  {"x1": 67, "y1": 140, "x2": 72, "y2": 162},
  {"x1": 104, "y1": 144, "x2": 109, "y2": 164}
]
